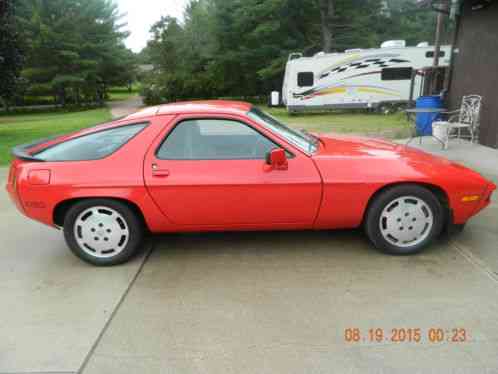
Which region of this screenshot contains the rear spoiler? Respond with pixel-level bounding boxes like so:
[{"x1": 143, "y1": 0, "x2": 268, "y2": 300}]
[{"x1": 11, "y1": 135, "x2": 61, "y2": 162}]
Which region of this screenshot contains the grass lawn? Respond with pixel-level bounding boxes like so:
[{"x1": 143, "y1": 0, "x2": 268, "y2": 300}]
[
  {"x1": 259, "y1": 105, "x2": 411, "y2": 138},
  {"x1": 107, "y1": 85, "x2": 140, "y2": 102},
  {"x1": 0, "y1": 108, "x2": 112, "y2": 165}
]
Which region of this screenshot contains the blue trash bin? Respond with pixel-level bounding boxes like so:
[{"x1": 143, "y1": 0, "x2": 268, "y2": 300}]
[{"x1": 415, "y1": 96, "x2": 443, "y2": 136}]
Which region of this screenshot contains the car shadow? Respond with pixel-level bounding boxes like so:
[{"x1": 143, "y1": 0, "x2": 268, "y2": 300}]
[
  {"x1": 143, "y1": 227, "x2": 454, "y2": 265},
  {"x1": 150, "y1": 229, "x2": 379, "y2": 258}
]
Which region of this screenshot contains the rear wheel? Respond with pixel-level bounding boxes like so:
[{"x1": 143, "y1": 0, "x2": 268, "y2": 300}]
[
  {"x1": 63, "y1": 199, "x2": 144, "y2": 266},
  {"x1": 365, "y1": 185, "x2": 445, "y2": 255}
]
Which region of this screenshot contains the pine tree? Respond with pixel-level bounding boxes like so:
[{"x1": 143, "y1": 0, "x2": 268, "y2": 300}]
[
  {"x1": 0, "y1": 0, "x2": 25, "y2": 110},
  {"x1": 18, "y1": 0, "x2": 132, "y2": 105}
]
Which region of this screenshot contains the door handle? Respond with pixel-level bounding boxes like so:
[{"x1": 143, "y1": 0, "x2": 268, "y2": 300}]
[{"x1": 152, "y1": 169, "x2": 170, "y2": 177}]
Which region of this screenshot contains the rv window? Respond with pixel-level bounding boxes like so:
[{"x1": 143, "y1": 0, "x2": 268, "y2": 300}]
[
  {"x1": 426, "y1": 51, "x2": 445, "y2": 58},
  {"x1": 381, "y1": 67, "x2": 413, "y2": 81},
  {"x1": 297, "y1": 72, "x2": 314, "y2": 87}
]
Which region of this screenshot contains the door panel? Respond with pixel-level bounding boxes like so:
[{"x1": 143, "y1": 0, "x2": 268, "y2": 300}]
[
  {"x1": 144, "y1": 115, "x2": 322, "y2": 227},
  {"x1": 146, "y1": 158, "x2": 321, "y2": 226}
]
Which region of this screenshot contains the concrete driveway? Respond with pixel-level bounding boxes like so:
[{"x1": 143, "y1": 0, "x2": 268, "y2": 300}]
[
  {"x1": 1, "y1": 139, "x2": 497, "y2": 373},
  {"x1": 108, "y1": 96, "x2": 143, "y2": 119}
]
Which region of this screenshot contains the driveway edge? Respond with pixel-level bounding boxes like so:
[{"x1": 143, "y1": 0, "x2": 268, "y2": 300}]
[{"x1": 77, "y1": 242, "x2": 154, "y2": 374}]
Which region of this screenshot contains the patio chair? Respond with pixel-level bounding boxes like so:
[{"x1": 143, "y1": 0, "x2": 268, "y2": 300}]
[{"x1": 440, "y1": 95, "x2": 482, "y2": 149}]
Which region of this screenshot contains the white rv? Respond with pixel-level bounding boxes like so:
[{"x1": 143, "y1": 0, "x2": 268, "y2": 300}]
[{"x1": 281, "y1": 41, "x2": 451, "y2": 112}]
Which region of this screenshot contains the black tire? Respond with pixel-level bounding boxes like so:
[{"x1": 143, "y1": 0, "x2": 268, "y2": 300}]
[
  {"x1": 377, "y1": 103, "x2": 394, "y2": 115},
  {"x1": 63, "y1": 199, "x2": 144, "y2": 266},
  {"x1": 365, "y1": 184, "x2": 445, "y2": 255}
]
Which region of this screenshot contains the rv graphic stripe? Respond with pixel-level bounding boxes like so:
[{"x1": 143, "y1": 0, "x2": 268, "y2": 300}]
[
  {"x1": 292, "y1": 53, "x2": 411, "y2": 100},
  {"x1": 293, "y1": 85, "x2": 401, "y2": 100},
  {"x1": 318, "y1": 53, "x2": 410, "y2": 79}
]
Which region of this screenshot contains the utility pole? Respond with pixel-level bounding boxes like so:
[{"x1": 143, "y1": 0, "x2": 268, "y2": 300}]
[
  {"x1": 432, "y1": 0, "x2": 449, "y2": 93},
  {"x1": 432, "y1": 5, "x2": 447, "y2": 67}
]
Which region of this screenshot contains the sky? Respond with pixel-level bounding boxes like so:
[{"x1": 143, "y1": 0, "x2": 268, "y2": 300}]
[{"x1": 116, "y1": 0, "x2": 189, "y2": 53}]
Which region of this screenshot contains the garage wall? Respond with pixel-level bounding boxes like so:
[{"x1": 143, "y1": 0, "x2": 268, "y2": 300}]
[{"x1": 448, "y1": 1, "x2": 498, "y2": 148}]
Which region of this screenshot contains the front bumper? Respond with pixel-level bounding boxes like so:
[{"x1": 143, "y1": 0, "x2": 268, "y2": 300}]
[{"x1": 474, "y1": 182, "x2": 497, "y2": 215}]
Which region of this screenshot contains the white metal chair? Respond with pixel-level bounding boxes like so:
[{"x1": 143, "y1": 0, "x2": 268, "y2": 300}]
[{"x1": 440, "y1": 95, "x2": 482, "y2": 149}]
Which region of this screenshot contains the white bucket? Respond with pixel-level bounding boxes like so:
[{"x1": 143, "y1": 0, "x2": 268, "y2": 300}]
[
  {"x1": 432, "y1": 121, "x2": 449, "y2": 143},
  {"x1": 270, "y1": 91, "x2": 280, "y2": 107}
]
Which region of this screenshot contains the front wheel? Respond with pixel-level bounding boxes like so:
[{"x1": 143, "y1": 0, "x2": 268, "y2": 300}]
[
  {"x1": 365, "y1": 185, "x2": 445, "y2": 255},
  {"x1": 63, "y1": 199, "x2": 144, "y2": 266}
]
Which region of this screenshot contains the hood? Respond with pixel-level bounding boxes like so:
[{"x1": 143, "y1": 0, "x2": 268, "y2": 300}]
[
  {"x1": 313, "y1": 134, "x2": 488, "y2": 182},
  {"x1": 315, "y1": 134, "x2": 447, "y2": 162},
  {"x1": 316, "y1": 134, "x2": 449, "y2": 165}
]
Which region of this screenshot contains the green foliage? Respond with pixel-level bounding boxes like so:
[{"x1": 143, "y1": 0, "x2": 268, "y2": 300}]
[
  {"x1": 142, "y1": 0, "x2": 322, "y2": 104},
  {"x1": 0, "y1": 0, "x2": 26, "y2": 108},
  {"x1": 14, "y1": 0, "x2": 137, "y2": 106},
  {"x1": 141, "y1": 0, "x2": 445, "y2": 105},
  {"x1": 212, "y1": 0, "x2": 320, "y2": 95},
  {"x1": 378, "y1": 0, "x2": 440, "y2": 46}
]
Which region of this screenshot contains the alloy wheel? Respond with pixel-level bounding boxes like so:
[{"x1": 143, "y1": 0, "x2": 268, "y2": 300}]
[
  {"x1": 379, "y1": 196, "x2": 434, "y2": 247},
  {"x1": 73, "y1": 206, "x2": 130, "y2": 258}
]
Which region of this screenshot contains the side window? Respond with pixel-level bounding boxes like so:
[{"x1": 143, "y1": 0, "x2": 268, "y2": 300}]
[
  {"x1": 35, "y1": 123, "x2": 147, "y2": 161},
  {"x1": 156, "y1": 119, "x2": 279, "y2": 160},
  {"x1": 297, "y1": 72, "x2": 314, "y2": 87},
  {"x1": 426, "y1": 51, "x2": 445, "y2": 58},
  {"x1": 381, "y1": 67, "x2": 413, "y2": 81}
]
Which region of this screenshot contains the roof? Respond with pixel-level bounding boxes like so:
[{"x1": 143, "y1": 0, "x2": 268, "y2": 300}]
[{"x1": 125, "y1": 100, "x2": 253, "y2": 120}]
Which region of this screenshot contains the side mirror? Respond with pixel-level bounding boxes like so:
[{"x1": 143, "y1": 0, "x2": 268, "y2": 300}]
[{"x1": 265, "y1": 148, "x2": 288, "y2": 170}]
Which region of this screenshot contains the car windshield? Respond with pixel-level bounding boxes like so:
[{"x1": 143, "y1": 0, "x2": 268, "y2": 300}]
[{"x1": 247, "y1": 107, "x2": 318, "y2": 154}]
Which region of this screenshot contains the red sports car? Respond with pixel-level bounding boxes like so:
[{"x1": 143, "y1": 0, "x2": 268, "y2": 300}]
[{"x1": 6, "y1": 101, "x2": 496, "y2": 266}]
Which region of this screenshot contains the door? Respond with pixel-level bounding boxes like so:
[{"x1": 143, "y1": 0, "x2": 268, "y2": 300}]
[{"x1": 144, "y1": 115, "x2": 322, "y2": 227}]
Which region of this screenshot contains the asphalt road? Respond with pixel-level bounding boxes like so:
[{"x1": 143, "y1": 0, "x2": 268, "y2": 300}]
[{"x1": 1, "y1": 143, "x2": 497, "y2": 373}]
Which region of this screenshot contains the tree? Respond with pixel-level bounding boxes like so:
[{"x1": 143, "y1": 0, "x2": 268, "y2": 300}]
[
  {"x1": 316, "y1": 0, "x2": 388, "y2": 53},
  {"x1": 318, "y1": 0, "x2": 335, "y2": 53},
  {"x1": 0, "y1": 0, "x2": 25, "y2": 110},
  {"x1": 210, "y1": 0, "x2": 319, "y2": 95},
  {"x1": 141, "y1": 0, "x2": 443, "y2": 103},
  {"x1": 17, "y1": 0, "x2": 133, "y2": 105},
  {"x1": 377, "y1": 1, "x2": 449, "y2": 46}
]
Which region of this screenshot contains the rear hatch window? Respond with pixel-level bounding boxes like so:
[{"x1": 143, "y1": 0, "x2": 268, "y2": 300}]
[{"x1": 33, "y1": 123, "x2": 147, "y2": 162}]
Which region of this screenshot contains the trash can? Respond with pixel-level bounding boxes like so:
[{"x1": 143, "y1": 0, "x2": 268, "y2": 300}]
[
  {"x1": 415, "y1": 96, "x2": 443, "y2": 136},
  {"x1": 269, "y1": 91, "x2": 280, "y2": 107}
]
